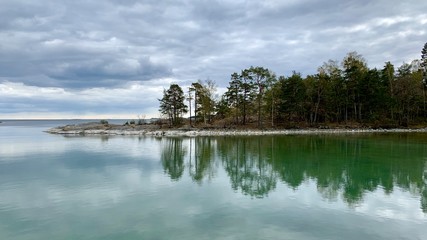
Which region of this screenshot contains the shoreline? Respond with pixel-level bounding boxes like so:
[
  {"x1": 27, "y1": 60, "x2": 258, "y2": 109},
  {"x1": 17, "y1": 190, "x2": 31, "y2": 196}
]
[{"x1": 45, "y1": 123, "x2": 427, "y2": 137}]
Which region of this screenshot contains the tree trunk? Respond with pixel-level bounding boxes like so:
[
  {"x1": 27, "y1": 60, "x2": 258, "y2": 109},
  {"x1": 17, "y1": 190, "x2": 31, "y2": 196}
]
[
  {"x1": 424, "y1": 87, "x2": 426, "y2": 118},
  {"x1": 314, "y1": 96, "x2": 320, "y2": 124},
  {"x1": 188, "y1": 96, "x2": 192, "y2": 126},
  {"x1": 354, "y1": 103, "x2": 357, "y2": 121},
  {"x1": 271, "y1": 96, "x2": 274, "y2": 127},
  {"x1": 257, "y1": 96, "x2": 262, "y2": 128},
  {"x1": 242, "y1": 101, "x2": 246, "y2": 125}
]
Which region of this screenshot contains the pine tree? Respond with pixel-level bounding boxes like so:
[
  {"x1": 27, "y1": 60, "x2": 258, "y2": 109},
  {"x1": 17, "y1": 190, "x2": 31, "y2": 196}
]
[
  {"x1": 225, "y1": 73, "x2": 241, "y2": 124},
  {"x1": 422, "y1": 42, "x2": 427, "y2": 84},
  {"x1": 159, "y1": 84, "x2": 188, "y2": 126},
  {"x1": 246, "y1": 66, "x2": 272, "y2": 128}
]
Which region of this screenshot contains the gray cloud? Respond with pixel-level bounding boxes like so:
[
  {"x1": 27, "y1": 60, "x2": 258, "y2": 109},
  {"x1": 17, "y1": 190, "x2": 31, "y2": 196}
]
[
  {"x1": 0, "y1": 0, "x2": 426, "y2": 117},
  {"x1": 46, "y1": 56, "x2": 171, "y2": 88}
]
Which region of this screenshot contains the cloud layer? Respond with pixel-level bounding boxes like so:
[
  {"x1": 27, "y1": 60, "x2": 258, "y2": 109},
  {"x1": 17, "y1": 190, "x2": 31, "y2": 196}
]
[{"x1": 1, "y1": 0, "x2": 426, "y2": 118}]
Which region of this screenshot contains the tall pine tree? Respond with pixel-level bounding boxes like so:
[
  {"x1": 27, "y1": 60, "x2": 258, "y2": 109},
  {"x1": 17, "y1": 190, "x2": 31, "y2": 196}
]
[
  {"x1": 422, "y1": 42, "x2": 427, "y2": 84},
  {"x1": 159, "y1": 84, "x2": 188, "y2": 126}
]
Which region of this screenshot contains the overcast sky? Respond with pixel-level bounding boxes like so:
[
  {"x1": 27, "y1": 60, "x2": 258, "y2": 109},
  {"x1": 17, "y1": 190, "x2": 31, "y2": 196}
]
[{"x1": 1, "y1": 0, "x2": 426, "y2": 119}]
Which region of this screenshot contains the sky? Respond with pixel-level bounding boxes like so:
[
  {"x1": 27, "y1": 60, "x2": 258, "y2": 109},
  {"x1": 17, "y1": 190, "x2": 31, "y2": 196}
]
[{"x1": 1, "y1": 0, "x2": 426, "y2": 119}]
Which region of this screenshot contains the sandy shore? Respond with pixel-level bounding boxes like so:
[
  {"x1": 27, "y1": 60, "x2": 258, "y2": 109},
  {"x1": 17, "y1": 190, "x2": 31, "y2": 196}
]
[{"x1": 45, "y1": 123, "x2": 427, "y2": 137}]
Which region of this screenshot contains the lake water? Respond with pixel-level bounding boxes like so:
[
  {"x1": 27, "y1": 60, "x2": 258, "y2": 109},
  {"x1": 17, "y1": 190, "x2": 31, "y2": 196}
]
[{"x1": 0, "y1": 120, "x2": 426, "y2": 239}]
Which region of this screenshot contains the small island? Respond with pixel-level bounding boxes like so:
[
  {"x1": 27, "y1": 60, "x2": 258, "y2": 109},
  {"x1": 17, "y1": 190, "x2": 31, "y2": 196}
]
[
  {"x1": 48, "y1": 47, "x2": 427, "y2": 136},
  {"x1": 46, "y1": 120, "x2": 427, "y2": 137}
]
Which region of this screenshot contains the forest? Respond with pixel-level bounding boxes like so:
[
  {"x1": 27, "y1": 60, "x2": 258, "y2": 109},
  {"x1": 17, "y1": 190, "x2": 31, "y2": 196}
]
[{"x1": 159, "y1": 43, "x2": 427, "y2": 128}]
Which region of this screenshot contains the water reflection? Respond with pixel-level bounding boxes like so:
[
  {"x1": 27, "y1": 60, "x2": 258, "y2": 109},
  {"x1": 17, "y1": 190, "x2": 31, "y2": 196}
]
[
  {"x1": 190, "y1": 138, "x2": 217, "y2": 183},
  {"x1": 218, "y1": 137, "x2": 277, "y2": 198},
  {"x1": 1, "y1": 126, "x2": 427, "y2": 239},
  {"x1": 161, "y1": 138, "x2": 187, "y2": 180},
  {"x1": 160, "y1": 134, "x2": 427, "y2": 211}
]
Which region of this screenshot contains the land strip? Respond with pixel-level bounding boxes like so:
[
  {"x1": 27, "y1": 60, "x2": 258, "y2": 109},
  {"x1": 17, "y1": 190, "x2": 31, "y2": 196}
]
[{"x1": 46, "y1": 122, "x2": 427, "y2": 137}]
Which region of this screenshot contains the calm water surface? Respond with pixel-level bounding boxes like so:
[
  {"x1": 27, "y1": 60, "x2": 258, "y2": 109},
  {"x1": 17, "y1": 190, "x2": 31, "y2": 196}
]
[{"x1": 0, "y1": 120, "x2": 426, "y2": 239}]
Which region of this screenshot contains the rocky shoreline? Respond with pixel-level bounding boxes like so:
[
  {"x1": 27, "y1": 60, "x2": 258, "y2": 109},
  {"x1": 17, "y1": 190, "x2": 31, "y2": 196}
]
[{"x1": 45, "y1": 122, "x2": 427, "y2": 137}]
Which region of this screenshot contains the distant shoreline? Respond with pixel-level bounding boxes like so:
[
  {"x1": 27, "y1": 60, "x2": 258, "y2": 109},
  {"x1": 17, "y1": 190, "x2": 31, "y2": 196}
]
[{"x1": 45, "y1": 122, "x2": 427, "y2": 137}]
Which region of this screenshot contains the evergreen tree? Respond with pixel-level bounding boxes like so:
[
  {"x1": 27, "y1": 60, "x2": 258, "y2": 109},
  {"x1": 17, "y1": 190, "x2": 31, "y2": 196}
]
[
  {"x1": 159, "y1": 84, "x2": 188, "y2": 126},
  {"x1": 342, "y1": 52, "x2": 368, "y2": 121},
  {"x1": 240, "y1": 69, "x2": 256, "y2": 125},
  {"x1": 224, "y1": 70, "x2": 256, "y2": 125},
  {"x1": 225, "y1": 73, "x2": 241, "y2": 124},
  {"x1": 246, "y1": 66, "x2": 272, "y2": 128},
  {"x1": 320, "y1": 60, "x2": 345, "y2": 122},
  {"x1": 278, "y1": 72, "x2": 307, "y2": 122},
  {"x1": 381, "y1": 61, "x2": 396, "y2": 120},
  {"x1": 422, "y1": 43, "x2": 427, "y2": 117},
  {"x1": 394, "y1": 62, "x2": 423, "y2": 125},
  {"x1": 422, "y1": 42, "x2": 427, "y2": 84},
  {"x1": 156, "y1": 48, "x2": 427, "y2": 128}
]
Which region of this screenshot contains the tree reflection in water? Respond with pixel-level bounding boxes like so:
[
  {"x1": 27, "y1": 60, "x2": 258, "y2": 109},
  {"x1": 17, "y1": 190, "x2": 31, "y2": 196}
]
[
  {"x1": 218, "y1": 137, "x2": 277, "y2": 198},
  {"x1": 159, "y1": 134, "x2": 427, "y2": 211},
  {"x1": 160, "y1": 138, "x2": 187, "y2": 181},
  {"x1": 188, "y1": 137, "x2": 216, "y2": 184}
]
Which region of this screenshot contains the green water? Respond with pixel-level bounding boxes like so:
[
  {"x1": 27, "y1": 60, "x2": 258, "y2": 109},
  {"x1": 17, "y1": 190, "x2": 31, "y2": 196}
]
[{"x1": 0, "y1": 121, "x2": 426, "y2": 239}]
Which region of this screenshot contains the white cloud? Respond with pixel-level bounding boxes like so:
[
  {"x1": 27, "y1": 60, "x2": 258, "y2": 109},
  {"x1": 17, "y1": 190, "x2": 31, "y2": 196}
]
[{"x1": 0, "y1": 81, "x2": 165, "y2": 118}]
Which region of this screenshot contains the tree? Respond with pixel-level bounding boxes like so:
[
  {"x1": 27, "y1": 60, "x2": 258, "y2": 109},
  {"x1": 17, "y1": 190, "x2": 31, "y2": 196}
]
[
  {"x1": 422, "y1": 42, "x2": 427, "y2": 84},
  {"x1": 191, "y1": 79, "x2": 217, "y2": 124},
  {"x1": 342, "y1": 51, "x2": 368, "y2": 121},
  {"x1": 186, "y1": 89, "x2": 194, "y2": 126},
  {"x1": 159, "y1": 84, "x2": 188, "y2": 126},
  {"x1": 381, "y1": 61, "x2": 396, "y2": 120},
  {"x1": 319, "y1": 60, "x2": 345, "y2": 122},
  {"x1": 278, "y1": 72, "x2": 307, "y2": 122},
  {"x1": 304, "y1": 62, "x2": 337, "y2": 124},
  {"x1": 422, "y1": 42, "x2": 427, "y2": 117},
  {"x1": 215, "y1": 95, "x2": 230, "y2": 122},
  {"x1": 263, "y1": 74, "x2": 279, "y2": 127},
  {"x1": 305, "y1": 74, "x2": 323, "y2": 124},
  {"x1": 394, "y1": 62, "x2": 423, "y2": 125},
  {"x1": 191, "y1": 82, "x2": 203, "y2": 123},
  {"x1": 224, "y1": 70, "x2": 256, "y2": 125},
  {"x1": 225, "y1": 73, "x2": 241, "y2": 124},
  {"x1": 205, "y1": 79, "x2": 217, "y2": 123},
  {"x1": 361, "y1": 68, "x2": 388, "y2": 121},
  {"x1": 240, "y1": 69, "x2": 256, "y2": 125},
  {"x1": 246, "y1": 66, "x2": 272, "y2": 128}
]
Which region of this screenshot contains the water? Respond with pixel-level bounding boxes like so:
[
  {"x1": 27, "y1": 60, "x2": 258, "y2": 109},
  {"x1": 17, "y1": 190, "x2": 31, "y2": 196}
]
[{"x1": 0, "y1": 120, "x2": 426, "y2": 239}]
